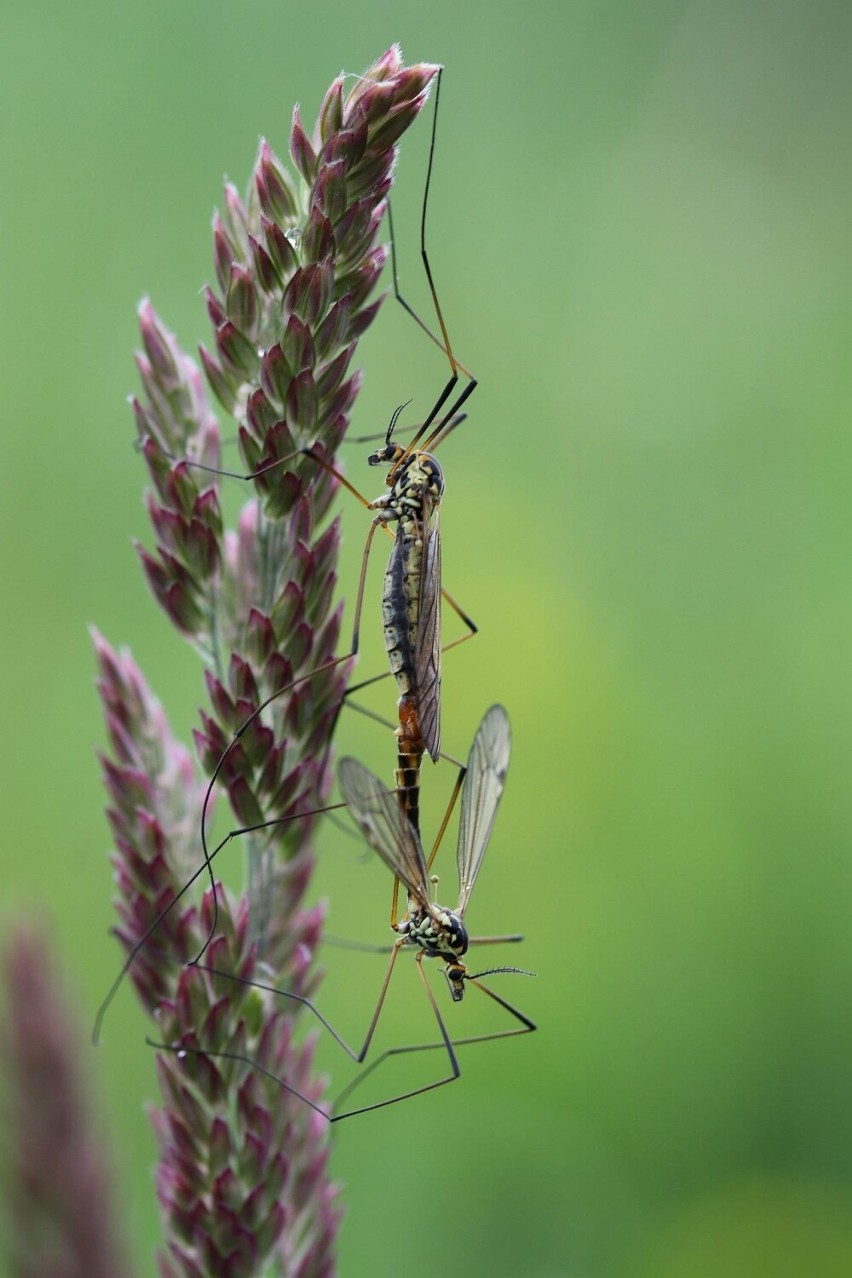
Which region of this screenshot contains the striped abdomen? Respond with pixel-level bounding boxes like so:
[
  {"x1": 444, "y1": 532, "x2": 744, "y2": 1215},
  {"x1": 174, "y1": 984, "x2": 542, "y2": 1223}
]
[
  {"x1": 395, "y1": 693, "x2": 425, "y2": 832},
  {"x1": 382, "y1": 523, "x2": 423, "y2": 700}
]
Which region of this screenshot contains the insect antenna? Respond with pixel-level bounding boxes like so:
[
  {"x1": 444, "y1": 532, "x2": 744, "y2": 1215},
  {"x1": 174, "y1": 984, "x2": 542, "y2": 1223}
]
[{"x1": 465, "y1": 965, "x2": 537, "y2": 981}]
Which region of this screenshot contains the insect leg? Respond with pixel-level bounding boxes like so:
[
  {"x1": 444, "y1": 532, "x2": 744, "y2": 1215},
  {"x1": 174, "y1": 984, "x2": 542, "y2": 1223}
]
[
  {"x1": 385, "y1": 67, "x2": 478, "y2": 466},
  {"x1": 328, "y1": 948, "x2": 460, "y2": 1120},
  {"x1": 328, "y1": 972, "x2": 536, "y2": 1111},
  {"x1": 91, "y1": 798, "x2": 347, "y2": 1044}
]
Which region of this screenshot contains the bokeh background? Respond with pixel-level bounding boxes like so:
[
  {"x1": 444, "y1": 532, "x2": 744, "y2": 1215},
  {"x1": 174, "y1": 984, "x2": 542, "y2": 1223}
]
[{"x1": 2, "y1": 1, "x2": 851, "y2": 1275}]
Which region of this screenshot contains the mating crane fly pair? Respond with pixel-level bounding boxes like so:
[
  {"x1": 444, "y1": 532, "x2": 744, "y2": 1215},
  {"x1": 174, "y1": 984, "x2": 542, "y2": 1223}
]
[{"x1": 94, "y1": 64, "x2": 535, "y2": 1119}]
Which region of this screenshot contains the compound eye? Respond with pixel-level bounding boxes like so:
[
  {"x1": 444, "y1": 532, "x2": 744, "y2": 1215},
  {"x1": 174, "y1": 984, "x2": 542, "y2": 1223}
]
[
  {"x1": 450, "y1": 917, "x2": 469, "y2": 955},
  {"x1": 446, "y1": 964, "x2": 467, "y2": 1001}
]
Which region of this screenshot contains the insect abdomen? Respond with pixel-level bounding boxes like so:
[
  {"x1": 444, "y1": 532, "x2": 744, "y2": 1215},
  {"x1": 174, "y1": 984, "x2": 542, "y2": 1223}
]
[
  {"x1": 382, "y1": 527, "x2": 422, "y2": 697},
  {"x1": 395, "y1": 693, "x2": 425, "y2": 832}
]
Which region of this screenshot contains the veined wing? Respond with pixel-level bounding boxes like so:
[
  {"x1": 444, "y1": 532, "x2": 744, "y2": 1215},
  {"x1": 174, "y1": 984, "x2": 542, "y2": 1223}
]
[
  {"x1": 338, "y1": 757, "x2": 431, "y2": 906},
  {"x1": 414, "y1": 499, "x2": 441, "y2": 760},
  {"x1": 456, "y1": 705, "x2": 512, "y2": 917}
]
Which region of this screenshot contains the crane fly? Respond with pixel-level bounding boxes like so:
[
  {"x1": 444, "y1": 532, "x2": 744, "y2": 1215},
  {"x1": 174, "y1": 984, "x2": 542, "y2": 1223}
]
[
  {"x1": 190, "y1": 63, "x2": 477, "y2": 833},
  {"x1": 147, "y1": 705, "x2": 535, "y2": 1121}
]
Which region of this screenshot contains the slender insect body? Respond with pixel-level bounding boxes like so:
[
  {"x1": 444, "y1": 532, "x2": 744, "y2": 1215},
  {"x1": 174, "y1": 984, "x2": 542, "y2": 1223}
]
[
  {"x1": 381, "y1": 521, "x2": 434, "y2": 689},
  {"x1": 366, "y1": 443, "x2": 446, "y2": 812}
]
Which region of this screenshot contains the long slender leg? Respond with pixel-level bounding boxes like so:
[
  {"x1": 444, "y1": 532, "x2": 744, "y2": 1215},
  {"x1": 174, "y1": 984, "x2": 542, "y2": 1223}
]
[
  {"x1": 326, "y1": 972, "x2": 536, "y2": 1115},
  {"x1": 344, "y1": 409, "x2": 466, "y2": 448},
  {"x1": 329, "y1": 950, "x2": 460, "y2": 1119},
  {"x1": 387, "y1": 69, "x2": 473, "y2": 382},
  {"x1": 149, "y1": 1036, "x2": 333, "y2": 1123},
  {"x1": 385, "y1": 68, "x2": 478, "y2": 469},
  {"x1": 423, "y1": 766, "x2": 465, "y2": 877},
  {"x1": 137, "y1": 952, "x2": 534, "y2": 1124},
  {"x1": 91, "y1": 798, "x2": 346, "y2": 1044},
  {"x1": 142, "y1": 938, "x2": 411, "y2": 1122},
  {"x1": 194, "y1": 500, "x2": 460, "y2": 943},
  {"x1": 350, "y1": 939, "x2": 405, "y2": 1063},
  {"x1": 152, "y1": 435, "x2": 478, "y2": 641},
  {"x1": 198, "y1": 651, "x2": 360, "y2": 955},
  {"x1": 145, "y1": 434, "x2": 379, "y2": 499},
  {"x1": 196, "y1": 503, "x2": 385, "y2": 952},
  {"x1": 388, "y1": 198, "x2": 472, "y2": 378}
]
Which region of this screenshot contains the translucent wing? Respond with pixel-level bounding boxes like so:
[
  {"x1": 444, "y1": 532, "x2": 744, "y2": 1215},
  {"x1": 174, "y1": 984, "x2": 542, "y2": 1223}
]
[
  {"x1": 338, "y1": 757, "x2": 431, "y2": 905},
  {"x1": 414, "y1": 504, "x2": 441, "y2": 760},
  {"x1": 456, "y1": 705, "x2": 512, "y2": 916}
]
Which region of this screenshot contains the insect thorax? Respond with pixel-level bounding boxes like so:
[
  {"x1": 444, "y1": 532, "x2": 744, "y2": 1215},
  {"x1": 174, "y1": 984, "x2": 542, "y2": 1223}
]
[
  {"x1": 371, "y1": 448, "x2": 445, "y2": 526},
  {"x1": 400, "y1": 904, "x2": 469, "y2": 961}
]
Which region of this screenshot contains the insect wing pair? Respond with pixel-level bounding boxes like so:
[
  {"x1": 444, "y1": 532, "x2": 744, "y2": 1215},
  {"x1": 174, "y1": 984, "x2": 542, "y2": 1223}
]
[{"x1": 339, "y1": 703, "x2": 511, "y2": 978}]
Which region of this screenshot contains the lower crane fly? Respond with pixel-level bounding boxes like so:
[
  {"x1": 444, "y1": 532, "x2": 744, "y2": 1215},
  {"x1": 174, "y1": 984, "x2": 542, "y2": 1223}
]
[{"x1": 149, "y1": 704, "x2": 535, "y2": 1121}]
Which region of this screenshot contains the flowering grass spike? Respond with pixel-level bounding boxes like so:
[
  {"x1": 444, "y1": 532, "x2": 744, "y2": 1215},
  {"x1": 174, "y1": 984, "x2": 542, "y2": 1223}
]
[{"x1": 96, "y1": 47, "x2": 439, "y2": 1276}]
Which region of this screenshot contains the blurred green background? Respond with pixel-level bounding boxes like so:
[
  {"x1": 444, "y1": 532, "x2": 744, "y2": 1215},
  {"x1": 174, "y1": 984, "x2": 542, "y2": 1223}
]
[{"x1": 2, "y1": 1, "x2": 851, "y2": 1274}]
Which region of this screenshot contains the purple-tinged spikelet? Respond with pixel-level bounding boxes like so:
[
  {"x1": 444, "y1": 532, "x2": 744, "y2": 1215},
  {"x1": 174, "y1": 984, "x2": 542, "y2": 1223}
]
[{"x1": 1, "y1": 924, "x2": 135, "y2": 1278}]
